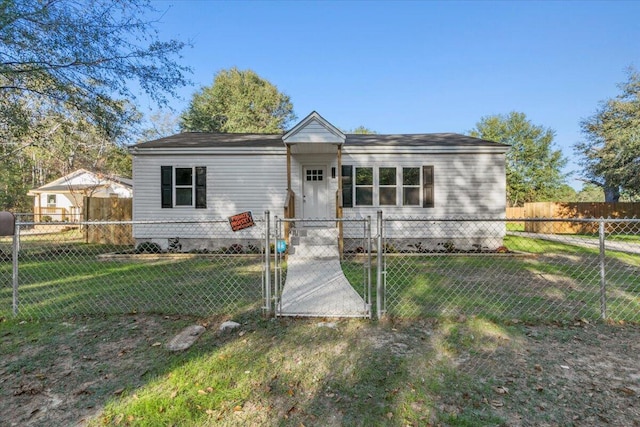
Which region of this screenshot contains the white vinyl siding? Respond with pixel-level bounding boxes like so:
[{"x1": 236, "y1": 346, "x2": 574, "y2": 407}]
[
  {"x1": 340, "y1": 151, "x2": 506, "y2": 218},
  {"x1": 133, "y1": 151, "x2": 286, "y2": 238}
]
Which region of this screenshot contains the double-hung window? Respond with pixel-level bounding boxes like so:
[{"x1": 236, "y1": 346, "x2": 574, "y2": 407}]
[
  {"x1": 402, "y1": 167, "x2": 421, "y2": 206},
  {"x1": 341, "y1": 164, "x2": 434, "y2": 208},
  {"x1": 355, "y1": 167, "x2": 373, "y2": 206},
  {"x1": 161, "y1": 166, "x2": 207, "y2": 208},
  {"x1": 379, "y1": 167, "x2": 397, "y2": 205}
]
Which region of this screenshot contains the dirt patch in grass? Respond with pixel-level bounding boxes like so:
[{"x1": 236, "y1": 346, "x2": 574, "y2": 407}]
[
  {"x1": 1, "y1": 315, "x2": 639, "y2": 426},
  {"x1": 0, "y1": 314, "x2": 197, "y2": 426}
]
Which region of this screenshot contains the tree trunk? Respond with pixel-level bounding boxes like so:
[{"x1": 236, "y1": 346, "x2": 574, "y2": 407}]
[{"x1": 603, "y1": 185, "x2": 620, "y2": 203}]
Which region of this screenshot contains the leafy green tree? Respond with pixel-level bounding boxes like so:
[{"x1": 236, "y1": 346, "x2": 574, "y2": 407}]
[
  {"x1": 576, "y1": 184, "x2": 605, "y2": 202},
  {"x1": 347, "y1": 126, "x2": 377, "y2": 134},
  {"x1": 552, "y1": 184, "x2": 578, "y2": 202},
  {"x1": 0, "y1": 0, "x2": 188, "y2": 211},
  {"x1": 575, "y1": 67, "x2": 640, "y2": 202},
  {"x1": 180, "y1": 68, "x2": 296, "y2": 133},
  {"x1": 0, "y1": 0, "x2": 190, "y2": 133},
  {"x1": 140, "y1": 110, "x2": 180, "y2": 141},
  {"x1": 469, "y1": 112, "x2": 568, "y2": 207}
]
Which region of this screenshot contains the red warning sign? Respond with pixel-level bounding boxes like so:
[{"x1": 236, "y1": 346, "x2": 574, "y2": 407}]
[{"x1": 228, "y1": 211, "x2": 255, "y2": 232}]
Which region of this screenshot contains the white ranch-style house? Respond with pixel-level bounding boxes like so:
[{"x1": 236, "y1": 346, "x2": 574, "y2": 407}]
[
  {"x1": 130, "y1": 111, "x2": 509, "y2": 251},
  {"x1": 29, "y1": 169, "x2": 133, "y2": 222}
]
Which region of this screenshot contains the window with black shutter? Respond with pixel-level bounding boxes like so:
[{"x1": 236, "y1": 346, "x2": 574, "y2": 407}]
[
  {"x1": 195, "y1": 166, "x2": 207, "y2": 209},
  {"x1": 341, "y1": 165, "x2": 353, "y2": 208},
  {"x1": 423, "y1": 165, "x2": 434, "y2": 208},
  {"x1": 160, "y1": 166, "x2": 206, "y2": 208},
  {"x1": 161, "y1": 166, "x2": 172, "y2": 208}
]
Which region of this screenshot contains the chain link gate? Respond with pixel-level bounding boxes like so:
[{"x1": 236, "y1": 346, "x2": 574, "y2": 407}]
[{"x1": 270, "y1": 217, "x2": 372, "y2": 318}]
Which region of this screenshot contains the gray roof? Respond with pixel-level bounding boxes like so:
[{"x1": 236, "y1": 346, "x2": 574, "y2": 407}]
[
  {"x1": 134, "y1": 133, "x2": 284, "y2": 149},
  {"x1": 133, "y1": 132, "x2": 506, "y2": 149},
  {"x1": 345, "y1": 133, "x2": 505, "y2": 147}
]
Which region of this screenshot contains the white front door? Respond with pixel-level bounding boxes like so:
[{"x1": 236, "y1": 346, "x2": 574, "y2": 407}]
[{"x1": 302, "y1": 166, "x2": 327, "y2": 218}]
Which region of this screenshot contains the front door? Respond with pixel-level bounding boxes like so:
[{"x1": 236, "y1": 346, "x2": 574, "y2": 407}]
[{"x1": 302, "y1": 166, "x2": 327, "y2": 219}]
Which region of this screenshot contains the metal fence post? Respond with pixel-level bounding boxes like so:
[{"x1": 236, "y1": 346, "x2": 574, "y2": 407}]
[
  {"x1": 376, "y1": 210, "x2": 383, "y2": 319},
  {"x1": 366, "y1": 216, "x2": 372, "y2": 318},
  {"x1": 599, "y1": 219, "x2": 607, "y2": 320},
  {"x1": 274, "y1": 216, "x2": 280, "y2": 317},
  {"x1": 12, "y1": 221, "x2": 19, "y2": 316},
  {"x1": 264, "y1": 211, "x2": 271, "y2": 315}
]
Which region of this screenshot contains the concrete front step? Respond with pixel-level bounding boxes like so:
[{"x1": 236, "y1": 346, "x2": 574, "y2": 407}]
[{"x1": 289, "y1": 227, "x2": 339, "y2": 258}]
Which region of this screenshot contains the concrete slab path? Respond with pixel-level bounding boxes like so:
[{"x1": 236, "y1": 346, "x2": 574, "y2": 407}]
[{"x1": 278, "y1": 228, "x2": 369, "y2": 318}]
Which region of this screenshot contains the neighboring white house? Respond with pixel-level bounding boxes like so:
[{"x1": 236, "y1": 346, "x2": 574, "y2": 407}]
[
  {"x1": 130, "y1": 111, "x2": 509, "y2": 250},
  {"x1": 28, "y1": 169, "x2": 133, "y2": 222}
]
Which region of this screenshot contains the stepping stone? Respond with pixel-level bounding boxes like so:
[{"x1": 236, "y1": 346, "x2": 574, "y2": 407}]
[{"x1": 165, "y1": 325, "x2": 206, "y2": 351}]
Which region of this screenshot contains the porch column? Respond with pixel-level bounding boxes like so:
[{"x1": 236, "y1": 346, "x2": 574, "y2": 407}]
[
  {"x1": 285, "y1": 144, "x2": 292, "y2": 239},
  {"x1": 337, "y1": 145, "x2": 344, "y2": 258},
  {"x1": 286, "y1": 144, "x2": 291, "y2": 193}
]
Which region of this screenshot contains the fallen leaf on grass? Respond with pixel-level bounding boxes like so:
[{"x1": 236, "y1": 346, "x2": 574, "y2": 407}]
[
  {"x1": 493, "y1": 386, "x2": 509, "y2": 394},
  {"x1": 233, "y1": 405, "x2": 243, "y2": 412},
  {"x1": 151, "y1": 342, "x2": 162, "y2": 347},
  {"x1": 618, "y1": 387, "x2": 636, "y2": 396}
]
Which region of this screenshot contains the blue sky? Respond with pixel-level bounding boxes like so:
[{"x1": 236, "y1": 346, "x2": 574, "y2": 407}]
[{"x1": 146, "y1": 0, "x2": 640, "y2": 190}]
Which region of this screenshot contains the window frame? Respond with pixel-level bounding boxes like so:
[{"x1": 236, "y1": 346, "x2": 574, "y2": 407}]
[
  {"x1": 174, "y1": 167, "x2": 194, "y2": 207},
  {"x1": 402, "y1": 167, "x2": 421, "y2": 207},
  {"x1": 354, "y1": 166, "x2": 374, "y2": 206},
  {"x1": 46, "y1": 194, "x2": 57, "y2": 207},
  {"x1": 378, "y1": 167, "x2": 397, "y2": 206}
]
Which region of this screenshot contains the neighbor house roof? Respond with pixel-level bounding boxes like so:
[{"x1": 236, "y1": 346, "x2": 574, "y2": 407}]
[{"x1": 28, "y1": 169, "x2": 133, "y2": 194}]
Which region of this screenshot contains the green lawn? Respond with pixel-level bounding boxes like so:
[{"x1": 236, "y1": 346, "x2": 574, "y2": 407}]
[
  {"x1": 1, "y1": 240, "x2": 264, "y2": 319},
  {"x1": 382, "y1": 235, "x2": 640, "y2": 322},
  {"x1": 2, "y1": 232, "x2": 639, "y2": 323}
]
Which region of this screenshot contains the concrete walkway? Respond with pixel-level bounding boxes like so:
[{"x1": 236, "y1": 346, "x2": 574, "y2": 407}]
[{"x1": 277, "y1": 228, "x2": 369, "y2": 318}]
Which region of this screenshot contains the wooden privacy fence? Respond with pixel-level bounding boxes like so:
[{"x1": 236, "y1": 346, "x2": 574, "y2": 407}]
[
  {"x1": 83, "y1": 197, "x2": 133, "y2": 245},
  {"x1": 508, "y1": 202, "x2": 640, "y2": 234}
]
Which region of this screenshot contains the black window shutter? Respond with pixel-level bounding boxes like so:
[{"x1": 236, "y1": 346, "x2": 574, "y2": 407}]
[
  {"x1": 195, "y1": 167, "x2": 207, "y2": 209},
  {"x1": 161, "y1": 166, "x2": 172, "y2": 208},
  {"x1": 341, "y1": 165, "x2": 353, "y2": 208},
  {"x1": 423, "y1": 166, "x2": 434, "y2": 208}
]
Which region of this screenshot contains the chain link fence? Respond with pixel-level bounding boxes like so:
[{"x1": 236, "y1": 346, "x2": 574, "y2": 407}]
[
  {"x1": 2, "y1": 216, "x2": 639, "y2": 322},
  {"x1": 381, "y1": 217, "x2": 640, "y2": 323},
  {"x1": 1, "y1": 219, "x2": 267, "y2": 319}
]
